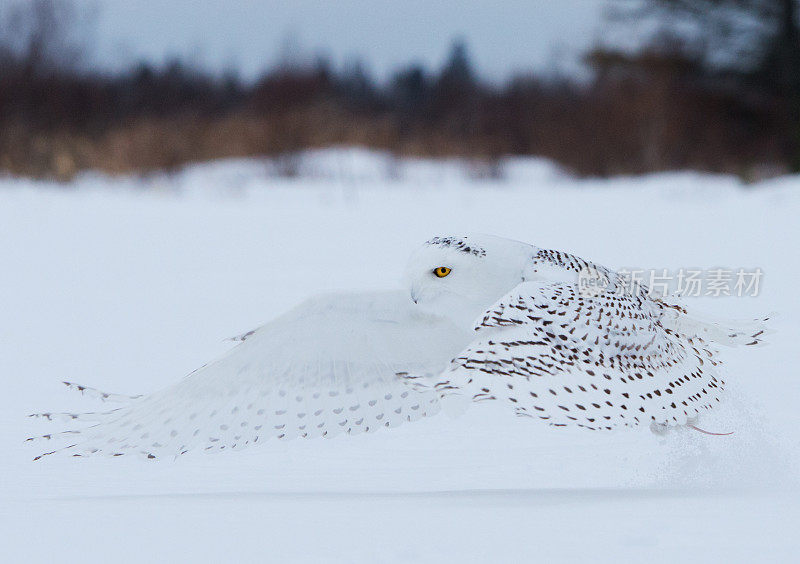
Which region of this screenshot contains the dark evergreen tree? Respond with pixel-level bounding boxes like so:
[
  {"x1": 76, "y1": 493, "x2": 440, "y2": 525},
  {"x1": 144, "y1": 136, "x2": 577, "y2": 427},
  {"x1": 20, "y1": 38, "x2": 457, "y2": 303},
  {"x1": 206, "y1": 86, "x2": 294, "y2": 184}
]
[{"x1": 614, "y1": 0, "x2": 800, "y2": 169}]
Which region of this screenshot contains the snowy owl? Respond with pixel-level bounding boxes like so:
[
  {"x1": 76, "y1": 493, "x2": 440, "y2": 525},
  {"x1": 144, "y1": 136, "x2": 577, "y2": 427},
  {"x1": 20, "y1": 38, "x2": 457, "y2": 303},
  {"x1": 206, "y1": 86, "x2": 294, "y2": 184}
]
[{"x1": 30, "y1": 234, "x2": 769, "y2": 459}]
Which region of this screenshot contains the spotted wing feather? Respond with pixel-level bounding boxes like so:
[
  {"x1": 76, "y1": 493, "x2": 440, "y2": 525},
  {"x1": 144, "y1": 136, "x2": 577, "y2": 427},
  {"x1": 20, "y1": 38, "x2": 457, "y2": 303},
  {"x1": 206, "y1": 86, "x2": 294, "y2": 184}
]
[
  {"x1": 31, "y1": 291, "x2": 470, "y2": 459},
  {"x1": 439, "y1": 282, "x2": 724, "y2": 430}
]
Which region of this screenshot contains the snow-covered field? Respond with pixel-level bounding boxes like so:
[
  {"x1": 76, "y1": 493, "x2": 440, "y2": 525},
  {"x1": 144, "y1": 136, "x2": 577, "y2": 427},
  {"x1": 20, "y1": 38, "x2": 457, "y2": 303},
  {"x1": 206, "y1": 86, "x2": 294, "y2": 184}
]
[{"x1": 1, "y1": 150, "x2": 798, "y2": 562}]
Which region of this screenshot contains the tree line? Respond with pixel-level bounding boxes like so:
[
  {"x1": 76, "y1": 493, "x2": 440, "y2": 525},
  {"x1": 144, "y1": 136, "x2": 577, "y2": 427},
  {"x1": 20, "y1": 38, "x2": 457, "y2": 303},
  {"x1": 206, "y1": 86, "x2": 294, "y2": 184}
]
[{"x1": 1, "y1": 0, "x2": 798, "y2": 180}]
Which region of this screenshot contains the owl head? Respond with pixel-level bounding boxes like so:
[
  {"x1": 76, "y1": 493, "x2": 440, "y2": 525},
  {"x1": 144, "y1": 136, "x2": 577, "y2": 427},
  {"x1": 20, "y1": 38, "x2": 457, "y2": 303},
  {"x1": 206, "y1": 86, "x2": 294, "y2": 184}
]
[{"x1": 403, "y1": 234, "x2": 533, "y2": 327}]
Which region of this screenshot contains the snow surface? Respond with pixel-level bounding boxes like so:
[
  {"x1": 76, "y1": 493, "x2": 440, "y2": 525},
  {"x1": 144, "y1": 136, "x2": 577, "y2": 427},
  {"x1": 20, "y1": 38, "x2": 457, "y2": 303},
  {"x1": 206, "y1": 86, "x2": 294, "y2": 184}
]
[{"x1": 1, "y1": 149, "x2": 798, "y2": 563}]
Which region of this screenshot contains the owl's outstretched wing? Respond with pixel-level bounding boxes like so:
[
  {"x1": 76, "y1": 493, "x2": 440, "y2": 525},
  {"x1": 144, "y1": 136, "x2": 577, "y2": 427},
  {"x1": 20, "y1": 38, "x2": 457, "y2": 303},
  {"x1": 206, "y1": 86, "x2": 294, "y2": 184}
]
[
  {"x1": 430, "y1": 281, "x2": 726, "y2": 430},
  {"x1": 30, "y1": 291, "x2": 471, "y2": 459}
]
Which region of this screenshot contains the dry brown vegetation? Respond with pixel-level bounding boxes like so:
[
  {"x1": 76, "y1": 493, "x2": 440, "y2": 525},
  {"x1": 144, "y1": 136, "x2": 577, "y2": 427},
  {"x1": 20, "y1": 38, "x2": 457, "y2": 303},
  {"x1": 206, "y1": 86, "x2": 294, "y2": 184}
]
[{"x1": 0, "y1": 0, "x2": 797, "y2": 180}]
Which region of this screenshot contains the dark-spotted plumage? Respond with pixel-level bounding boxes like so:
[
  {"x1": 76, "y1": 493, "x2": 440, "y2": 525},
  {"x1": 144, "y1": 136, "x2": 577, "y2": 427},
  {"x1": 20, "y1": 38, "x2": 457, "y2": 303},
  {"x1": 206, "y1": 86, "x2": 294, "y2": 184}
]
[
  {"x1": 419, "y1": 246, "x2": 762, "y2": 431},
  {"x1": 425, "y1": 236, "x2": 487, "y2": 257},
  {"x1": 436, "y1": 280, "x2": 724, "y2": 430}
]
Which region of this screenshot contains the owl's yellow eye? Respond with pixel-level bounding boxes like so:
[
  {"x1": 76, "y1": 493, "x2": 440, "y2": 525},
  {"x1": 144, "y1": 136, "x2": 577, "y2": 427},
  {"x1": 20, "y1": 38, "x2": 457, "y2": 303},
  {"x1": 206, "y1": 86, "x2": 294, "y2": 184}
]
[{"x1": 433, "y1": 266, "x2": 452, "y2": 278}]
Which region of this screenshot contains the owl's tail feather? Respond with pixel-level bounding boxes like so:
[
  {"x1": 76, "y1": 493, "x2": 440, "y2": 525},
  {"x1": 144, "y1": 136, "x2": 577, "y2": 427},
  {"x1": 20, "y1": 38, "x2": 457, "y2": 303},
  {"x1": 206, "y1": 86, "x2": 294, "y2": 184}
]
[
  {"x1": 61, "y1": 381, "x2": 143, "y2": 403},
  {"x1": 28, "y1": 402, "x2": 159, "y2": 461},
  {"x1": 397, "y1": 371, "x2": 469, "y2": 418},
  {"x1": 31, "y1": 442, "x2": 152, "y2": 461},
  {"x1": 659, "y1": 299, "x2": 774, "y2": 347},
  {"x1": 688, "y1": 424, "x2": 734, "y2": 436},
  {"x1": 28, "y1": 383, "x2": 146, "y2": 460},
  {"x1": 33, "y1": 446, "x2": 77, "y2": 462},
  {"x1": 28, "y1": 407, "x2": 123, "y2": 423},
  {"x1": 25, "y1": 429, "x2": 83, "y2": 443},
  {"x1": 395, "y1": 371, "x2": 433, "y2": 393}
]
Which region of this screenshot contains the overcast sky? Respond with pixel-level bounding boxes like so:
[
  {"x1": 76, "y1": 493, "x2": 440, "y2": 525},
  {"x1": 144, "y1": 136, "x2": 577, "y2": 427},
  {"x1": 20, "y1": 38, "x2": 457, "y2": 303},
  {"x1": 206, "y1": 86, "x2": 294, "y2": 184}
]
[{"x1": 77, "y1": 0, "x2": 611, "y2": 81}]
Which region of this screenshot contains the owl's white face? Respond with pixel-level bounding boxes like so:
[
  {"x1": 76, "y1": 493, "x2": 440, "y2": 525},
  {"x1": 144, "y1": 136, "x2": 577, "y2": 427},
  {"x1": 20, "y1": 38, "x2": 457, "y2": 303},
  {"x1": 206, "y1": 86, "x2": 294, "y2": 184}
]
[{"x1": 403, "y1": 235, "x2": 533, "y2": 328}]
